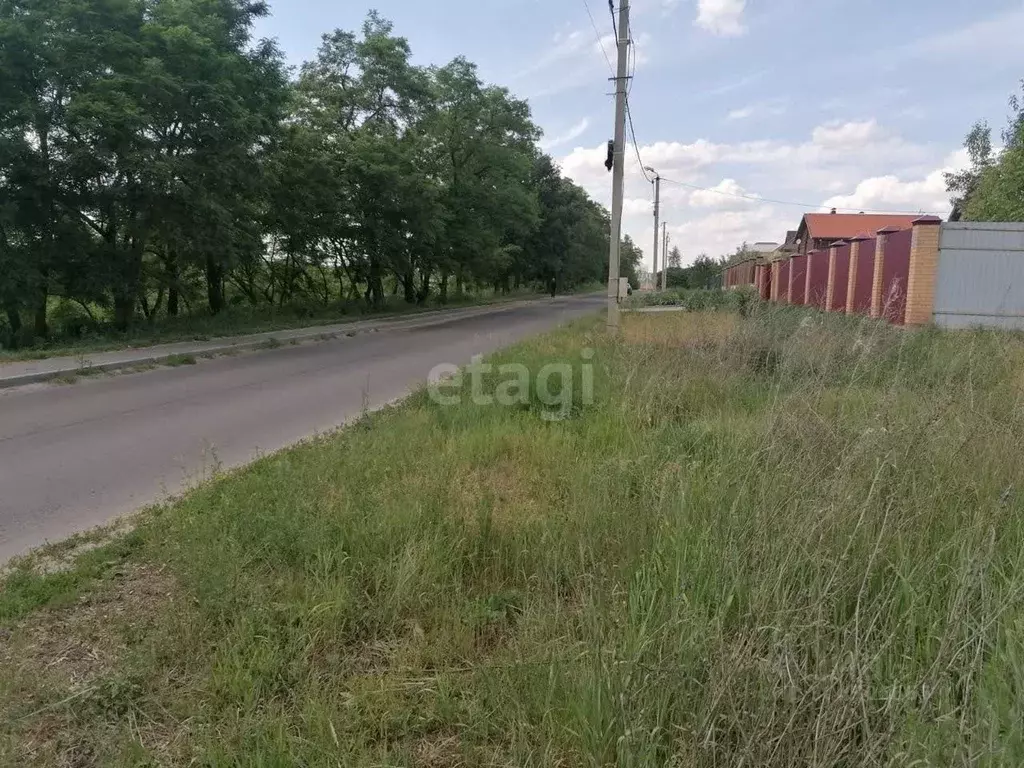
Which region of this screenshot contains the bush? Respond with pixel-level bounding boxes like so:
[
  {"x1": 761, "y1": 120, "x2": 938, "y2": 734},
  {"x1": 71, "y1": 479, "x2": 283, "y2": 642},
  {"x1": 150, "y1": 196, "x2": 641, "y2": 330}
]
[{"x1": 627, "y1": 287, "x2": 756, "y2": 312}]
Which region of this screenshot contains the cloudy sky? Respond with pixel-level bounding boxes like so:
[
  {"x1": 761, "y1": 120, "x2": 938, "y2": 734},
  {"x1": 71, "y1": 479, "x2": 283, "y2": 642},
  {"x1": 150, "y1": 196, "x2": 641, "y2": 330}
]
[{"x1": 256, "y1": 0, "x2": 1024, "y2": 269}]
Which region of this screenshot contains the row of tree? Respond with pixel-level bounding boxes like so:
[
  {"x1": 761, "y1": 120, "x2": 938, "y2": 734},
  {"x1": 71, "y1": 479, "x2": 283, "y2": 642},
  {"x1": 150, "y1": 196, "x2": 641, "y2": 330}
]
[
  {"x1": 0, "y1": 1, "x2": 638, "y2": 346},
  {"x1": 947, "y1": 81, "x2": 1024, "y2": 221}
]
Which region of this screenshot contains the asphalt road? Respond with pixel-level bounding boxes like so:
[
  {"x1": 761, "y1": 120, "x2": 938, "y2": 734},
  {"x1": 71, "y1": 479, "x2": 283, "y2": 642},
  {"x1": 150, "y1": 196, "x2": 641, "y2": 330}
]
[{"x1": 0, "y1": 294, "x2": 603, "y2": 561}]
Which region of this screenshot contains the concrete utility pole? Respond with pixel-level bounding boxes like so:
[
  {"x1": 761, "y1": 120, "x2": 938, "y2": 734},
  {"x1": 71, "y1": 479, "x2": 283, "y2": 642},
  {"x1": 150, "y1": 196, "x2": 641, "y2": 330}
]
[
  {"x1": 646, "y1": 168, "x2": 660, "y2": 291},
  {"x1": 606, "y1": 0, "x2": 630, "y2": 332},
  {"x1": 661, "y1": 223, "x2": 669, "y2": 290}
]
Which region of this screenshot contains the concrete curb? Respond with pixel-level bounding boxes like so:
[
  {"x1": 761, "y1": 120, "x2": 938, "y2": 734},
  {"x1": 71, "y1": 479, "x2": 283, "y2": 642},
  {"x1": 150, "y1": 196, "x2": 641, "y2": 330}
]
[{"x1": 0, "y1": 298, "x2": 556, "y2": 390}]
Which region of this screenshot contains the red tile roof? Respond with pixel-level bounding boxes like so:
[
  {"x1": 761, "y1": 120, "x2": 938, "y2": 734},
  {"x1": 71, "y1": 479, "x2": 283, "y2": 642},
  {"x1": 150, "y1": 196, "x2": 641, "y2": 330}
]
[{"x1": 801, "y1": 213, "x2": 922, "y2": 241}]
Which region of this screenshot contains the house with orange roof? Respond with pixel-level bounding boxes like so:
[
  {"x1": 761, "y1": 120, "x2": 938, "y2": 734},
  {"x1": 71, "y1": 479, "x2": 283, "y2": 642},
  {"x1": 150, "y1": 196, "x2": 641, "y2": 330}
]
[{"x1": 795, "y1": 211, "x2": 923, "y2": 255}]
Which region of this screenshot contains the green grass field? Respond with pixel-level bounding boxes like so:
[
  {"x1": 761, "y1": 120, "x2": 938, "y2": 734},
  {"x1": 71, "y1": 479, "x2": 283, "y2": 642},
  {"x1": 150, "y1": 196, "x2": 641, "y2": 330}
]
[{"x1": 3, "y1": 303, "x2": 1024, "y2": 766}]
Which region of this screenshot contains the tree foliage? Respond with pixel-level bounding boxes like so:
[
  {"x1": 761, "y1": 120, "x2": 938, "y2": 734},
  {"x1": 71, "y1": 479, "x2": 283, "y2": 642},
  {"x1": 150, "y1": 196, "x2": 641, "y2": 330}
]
[
  {"x1": 0, "y1": 5, "x2": 621, "y2": 347},
  {"x1": 948, "y1": 81, "x2": 1024, "y2": 222},
  {"x1": 663, "y1": 253, "x2": 721, "y2": 289}
]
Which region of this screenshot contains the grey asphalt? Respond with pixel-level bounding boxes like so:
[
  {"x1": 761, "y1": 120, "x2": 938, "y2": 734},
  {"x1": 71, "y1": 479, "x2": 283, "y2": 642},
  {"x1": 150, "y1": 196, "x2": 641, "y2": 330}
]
[{"x1": 0, "y1": 294, "x2": 603, "y2": 561}]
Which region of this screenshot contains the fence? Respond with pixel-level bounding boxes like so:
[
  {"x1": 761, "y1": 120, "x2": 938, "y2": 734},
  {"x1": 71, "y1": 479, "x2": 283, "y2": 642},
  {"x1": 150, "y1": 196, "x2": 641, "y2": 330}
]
[
  {"x1": 723, "y1": 218, "x2": 1024, "y2": 329},
  {"x1": 933, "y1": 223, "x2": 1024, "y2": 329}
]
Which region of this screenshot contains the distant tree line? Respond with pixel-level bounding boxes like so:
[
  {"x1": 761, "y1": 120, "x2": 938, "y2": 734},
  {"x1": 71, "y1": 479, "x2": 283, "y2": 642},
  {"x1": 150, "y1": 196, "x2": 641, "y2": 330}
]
[
  {"x1": 947, "y1": 81, "x2": 1024, "y2": 221},
  {"x1": 658, "y1": 252, "x2": 721, "y2": 290},
  {"x1": 0, "y1": 2, "x2": 631, "y2": 347}
]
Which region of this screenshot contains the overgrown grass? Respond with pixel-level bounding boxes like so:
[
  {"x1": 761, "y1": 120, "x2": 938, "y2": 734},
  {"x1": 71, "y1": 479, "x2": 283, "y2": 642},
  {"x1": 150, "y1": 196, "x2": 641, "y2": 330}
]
[
  {"x1": 626, "y1": 286, "x2": 756, "y2": 313},
  {"x1": 4, "y1": 304, "x2": 1024, "y2": 765},
  {"x1": 0, "y1": 287, "x2": 566, "y2": 363}
]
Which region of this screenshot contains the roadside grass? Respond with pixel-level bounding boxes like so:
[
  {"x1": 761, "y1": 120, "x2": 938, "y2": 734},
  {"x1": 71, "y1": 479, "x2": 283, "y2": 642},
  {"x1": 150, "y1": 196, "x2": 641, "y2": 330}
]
[
  {"x1": 625, "y1": 286, "x2": 756, "y2": 312},
  {"x1": 162, "y1": 353, "x2": 197, "y2": 367},
  {"x1": 0, "y1": 287, "x2": 573, "y2": 364},
  {"x1": 4, "y1": 303, "x2": 1024, "y2": 765}
]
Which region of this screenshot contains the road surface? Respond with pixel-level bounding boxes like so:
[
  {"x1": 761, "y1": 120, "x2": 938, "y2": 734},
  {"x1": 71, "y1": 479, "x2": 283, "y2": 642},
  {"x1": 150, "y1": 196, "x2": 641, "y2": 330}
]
[{"x1": 0, "y1": 295, "x2": 603, "y2": 561}]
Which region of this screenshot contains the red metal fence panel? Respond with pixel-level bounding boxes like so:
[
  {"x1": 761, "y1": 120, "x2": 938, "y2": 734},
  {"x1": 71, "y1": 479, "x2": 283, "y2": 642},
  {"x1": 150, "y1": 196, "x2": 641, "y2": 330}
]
[
  {"x1": 851, "y1": 239, "x2": 875, "y2": 314},
  {"x1": 789, "y1": 255, "x2": 807, "y2": 305},
  {"x1": 882, "y1": 229, "x2": 912, "y2": 324},
  {"x1": 807, "y1": 250, "x2": 829, "y2": 309},
  {"x1": 779, "y1": 260, "x2": 791, "y2": 303}
]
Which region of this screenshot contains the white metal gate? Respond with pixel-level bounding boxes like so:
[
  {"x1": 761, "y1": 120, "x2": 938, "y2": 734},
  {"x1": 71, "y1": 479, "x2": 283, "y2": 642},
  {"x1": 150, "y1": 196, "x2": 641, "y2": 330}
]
[{"x1": 935, "y1": 222, "x2": 1024, "y2": 329}]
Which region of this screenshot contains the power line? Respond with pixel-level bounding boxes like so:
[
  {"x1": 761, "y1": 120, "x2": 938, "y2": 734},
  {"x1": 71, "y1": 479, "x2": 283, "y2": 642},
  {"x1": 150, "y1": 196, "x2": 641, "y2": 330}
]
[
  {"x1": 626, "y1": 99, "x2": 653, "y2": 183},
  {"x1": 659, "y1": 176, "x2": 939, "y2": 215},
  {"x1": 588, "y1": 0, "x2": 651, "y2": 184},
  {"x1": 620, "y1": 4, "x2": 650, "y2": 183},
  {"x1": 582, "y1": 0, "x2": 614, "y2": 76}
]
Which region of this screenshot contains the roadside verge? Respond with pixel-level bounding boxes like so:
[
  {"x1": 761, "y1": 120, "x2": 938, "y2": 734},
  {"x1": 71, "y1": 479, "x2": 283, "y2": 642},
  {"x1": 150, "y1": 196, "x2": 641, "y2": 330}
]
[{"x1": 0, "y1": 298, "x2": 559, "y2": 389}]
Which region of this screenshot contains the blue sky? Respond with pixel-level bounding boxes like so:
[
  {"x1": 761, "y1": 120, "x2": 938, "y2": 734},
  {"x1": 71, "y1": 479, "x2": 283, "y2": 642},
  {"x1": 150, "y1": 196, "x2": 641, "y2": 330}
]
[{"x1": 255, "y1": 0, "x2": 1024, "y2": 269}]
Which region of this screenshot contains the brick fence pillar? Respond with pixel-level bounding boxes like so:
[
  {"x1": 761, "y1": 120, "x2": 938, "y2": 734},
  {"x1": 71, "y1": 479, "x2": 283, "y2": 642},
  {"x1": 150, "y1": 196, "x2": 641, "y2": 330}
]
[
  {"x1": 905, "y1": 216, "x2": 943, "y2": 326},
  {"x1": 825, "y1": 241, "x2": 845, "y2": 311},
  {"x1": 871, "y1": 226, "x2": 900, "y2": 318},
  {"x1": 846, "y1": 235, "x2": 869, "y2": 315},
  {"x1": 771, "y1": 260, "x2": 781, "y2": 301}
]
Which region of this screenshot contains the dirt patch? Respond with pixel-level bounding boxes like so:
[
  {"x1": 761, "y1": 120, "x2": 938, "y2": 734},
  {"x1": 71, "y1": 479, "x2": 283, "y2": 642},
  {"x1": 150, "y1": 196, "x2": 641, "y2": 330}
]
[
  {"x1": 412, "y1": 731, "x2": 463, "y2": 767},
  {"x1": 0, "y1": 562, "x2": 179, "y2": 766}
]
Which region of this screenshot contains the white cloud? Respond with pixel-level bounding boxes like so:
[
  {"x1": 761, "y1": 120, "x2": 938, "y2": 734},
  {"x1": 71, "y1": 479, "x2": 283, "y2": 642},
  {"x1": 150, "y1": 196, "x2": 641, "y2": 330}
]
[
  {"x1": 701, "y1": 71, "x2": 767, "y2": 99},
  {"x1": 727, "y1": 99, "x2": 787, "y2": 121},
  {"x1": 688, "y1": 178, "x2": 760, "y2": 209},
  {"x1": 822, "y1": 149, "x2": 970, "y2": 216},
  {"x1": 671, "y1": 205, "x2": 789, "y2": 264},
  {"x1": 618, "y1": 120, "x2": 924, "y2": 186},
  {"x1": 539, "y1": 118, "x2": 591, "y2": 151},
  {"x1": 899, "y1": 6, "x2": 1024, "y2": 61},
  {"x1": 514, "y1": 21, "x2": 653, "y2": 99},
  {"x1": 695, "y1": 0, "x2": 747, "y2": 36},
  {"x1": 558, "y1": 119, "x2": 951, "y2": 271},
  {"x1": 623, "y1": 197, "x2": 655, "y2": 218},
  {"x1": 811, "y1": 119, "x2": 883, "y2": 150}
]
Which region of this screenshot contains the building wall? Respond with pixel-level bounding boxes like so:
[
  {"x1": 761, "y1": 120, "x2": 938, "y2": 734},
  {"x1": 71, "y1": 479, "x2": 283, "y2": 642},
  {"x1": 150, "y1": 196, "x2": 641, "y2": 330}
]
[{"x1": 933, "y1": 223, "x2": 1024, "y2": 329}]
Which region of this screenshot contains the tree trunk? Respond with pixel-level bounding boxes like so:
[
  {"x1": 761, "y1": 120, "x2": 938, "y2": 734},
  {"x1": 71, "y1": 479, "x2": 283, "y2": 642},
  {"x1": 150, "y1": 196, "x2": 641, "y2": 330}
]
[
  {"x1": 113, "y1": 293, "x2": 135, "y2": 331},
  {"x1": 439, "y1": 270, "x2": 449, "y2": 305},
  {"x1": 167, "y1": 250, "x2": 180, "y2": 317},
  {"x1": 5, "y1": 306, "x2": 21, "y2": 337},
  {"x1": 403, "y1": 268, "x2": 416, "y2": 304},
  {"x1": 417, "y1": 266, "x2": 432, "y2": 305},
  {"x1": 168, "y1": 284, "x2": 179, "y2": 317},
  {"x1": 456, "y1": 269, "x2": 464, "y2": 298},
  {"x1": 111, "y1": 230, "x2": 143, "y2": 332},
  {"x1": 33, "y1": 283, "x2": 48, "y2": 339},
  {"x1": 366, "y1": 255, "x2": 385, "y2": 309},
  {"x1": 206, "y1": 256, "x2": 225, "y2": 315}
]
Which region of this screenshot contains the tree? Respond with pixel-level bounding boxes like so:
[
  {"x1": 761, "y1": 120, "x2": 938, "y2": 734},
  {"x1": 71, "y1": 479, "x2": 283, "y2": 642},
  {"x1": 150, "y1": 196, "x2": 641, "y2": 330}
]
[
  {"x1": 949, "y1": 81, "x2": 1024, "y2": 222},
  {"x1": 945, "y1": 122, "x2": 995, "y2": 221},
  {"x1": 668, "y1": 246, "x2": 682, "y2": 269},
  {"x1": 620, "y1": 235, "x2": 642, "y2": 289},
  {"x1": 0, "y1": 6, "x2": 624, "y2": 349}
]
